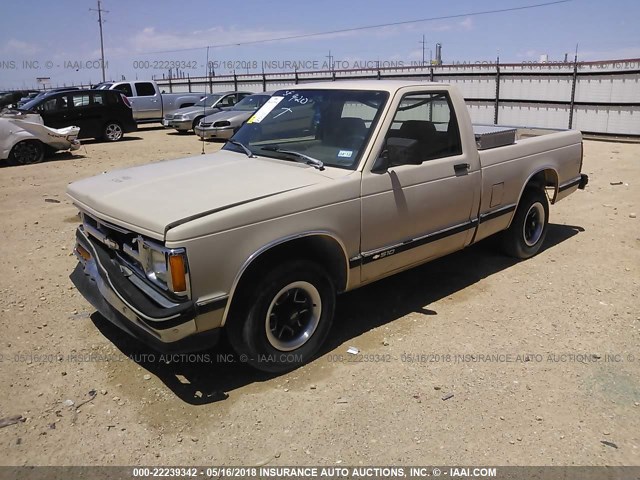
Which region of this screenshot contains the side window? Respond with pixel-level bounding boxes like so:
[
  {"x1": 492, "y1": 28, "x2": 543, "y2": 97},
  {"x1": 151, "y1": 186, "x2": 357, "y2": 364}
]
[
  {"x1": 222, "y1": 95, "x2": 236, "y2": 106},
  {"x1": 92, "y1": 92, "x2": 106, "y2": 105},
  {"x1": 71, "y1": 93, "x2": 91, "y2": 108},
  {"x1": 39, "y1": 97, "x2": 58, "y2": 112},
  {"x1": 113, "y1": 83, "x2": 133, "y2": 97},
  {"x1": 40, "y1": 95, "x2": 68, "y2": 112},
  {"x1": 134, "y1": 82, "x2": 156, "y2": 97},
  {"x1": 388, "y1": 92, "x2": 462, "y2": 161}
]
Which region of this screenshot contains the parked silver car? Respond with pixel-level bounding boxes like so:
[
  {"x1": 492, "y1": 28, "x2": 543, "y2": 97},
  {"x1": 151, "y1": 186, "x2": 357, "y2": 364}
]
[
  {"x1": 162, "y1": 91, "x2": 252, "y2": 133},
  {"x1": 194, "y1": 92, "x2": 272, "y2": 140}
]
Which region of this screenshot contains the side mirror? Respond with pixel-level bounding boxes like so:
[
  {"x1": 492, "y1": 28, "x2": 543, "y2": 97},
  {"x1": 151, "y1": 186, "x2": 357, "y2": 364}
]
[{"x1": 387, "y1": 137, "x2": 422, "y2": 167}]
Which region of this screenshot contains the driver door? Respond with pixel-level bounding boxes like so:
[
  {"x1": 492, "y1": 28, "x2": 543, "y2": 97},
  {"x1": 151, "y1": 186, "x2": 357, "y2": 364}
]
[{"x1": 360, "y1": 91, "x2": 478, "y2": 282}]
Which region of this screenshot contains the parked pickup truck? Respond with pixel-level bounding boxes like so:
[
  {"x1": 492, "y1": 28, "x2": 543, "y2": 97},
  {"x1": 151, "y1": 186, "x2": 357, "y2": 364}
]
[
  {"x1": 95, "y1": 80, "x2": 204, "y2": 124},
  {"x1": 68, "y1": 80, "x2": 588, "y2": 373}
]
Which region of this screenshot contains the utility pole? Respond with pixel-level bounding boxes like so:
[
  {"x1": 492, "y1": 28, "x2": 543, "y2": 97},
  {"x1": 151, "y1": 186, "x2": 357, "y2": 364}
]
[
  {"x1": 326, "y1": 50, "x2": 333, "y2": 71},
  {"x1": 420, "y1": 35, "x2": 427, "y2": 66},
  {"x1": 90, "y1": 0, "x2": 108, "y2": 82}
]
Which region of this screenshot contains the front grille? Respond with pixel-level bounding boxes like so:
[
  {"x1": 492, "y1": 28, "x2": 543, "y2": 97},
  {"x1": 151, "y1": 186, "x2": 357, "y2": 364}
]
[
  {"x1": 199, "y1": 122, "x2": 212, "y2": 128},
  {"x1": 81, "y1": 212, "x2": 142, "y2": 269}
]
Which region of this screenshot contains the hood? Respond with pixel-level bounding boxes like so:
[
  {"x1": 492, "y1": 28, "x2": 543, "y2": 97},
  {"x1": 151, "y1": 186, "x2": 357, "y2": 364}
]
[
  {"x1": 202, "y1": 109, "x2": 252, "y2": 123},
  {"x1": 67, "y1": 150, "x2": 336, "y2": 240}
]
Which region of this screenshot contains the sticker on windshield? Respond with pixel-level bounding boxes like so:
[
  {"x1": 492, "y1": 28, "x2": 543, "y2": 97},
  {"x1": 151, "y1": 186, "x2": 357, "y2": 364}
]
[
  {"x1": 338, "y1": 150, "x2": 353, "y2": 158},
  {"x1": 247, "y1": 96, "x2": 284, "y2": 124}
]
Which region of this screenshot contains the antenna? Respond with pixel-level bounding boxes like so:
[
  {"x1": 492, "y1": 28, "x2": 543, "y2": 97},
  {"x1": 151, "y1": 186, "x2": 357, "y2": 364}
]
[
  {"x1": 574, "y1": 43, "x2": 579, "y2": 63},
  {"x1": 89, "y1": 0, "x2": 108, "y2": 82},
  {"x1": 202, "y1": 46, "x2": 209, "y2": 155}
]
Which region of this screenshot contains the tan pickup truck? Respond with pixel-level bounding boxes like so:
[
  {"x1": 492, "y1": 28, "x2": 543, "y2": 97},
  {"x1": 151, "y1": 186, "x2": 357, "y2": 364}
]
[{"x1": 68, "y1": 80, "x2": 588, "y2": 372}]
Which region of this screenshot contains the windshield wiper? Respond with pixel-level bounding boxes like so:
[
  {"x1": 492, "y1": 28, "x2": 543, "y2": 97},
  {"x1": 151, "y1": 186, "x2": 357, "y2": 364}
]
[
  {"x1": 261, "y1": 146, "x2": 324, "y2": 170},
  {"x1": 227, "y1": 140, "x2": 255, "y2": 158}
]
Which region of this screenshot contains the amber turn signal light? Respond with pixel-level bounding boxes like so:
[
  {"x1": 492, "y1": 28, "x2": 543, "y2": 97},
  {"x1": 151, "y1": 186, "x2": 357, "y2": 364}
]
[
  {"x1": 169, "y1": 254, "x2": 187, "y2": 293},
  {"x1": 75, "y1": 244, "x2": 91, "y2": 262}
]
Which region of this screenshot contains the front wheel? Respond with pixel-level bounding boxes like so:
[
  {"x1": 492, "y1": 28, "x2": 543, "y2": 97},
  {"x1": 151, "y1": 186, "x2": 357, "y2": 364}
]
[
  {"x1": 8, "y1": 140, "x2": 44, "y2": 165},
  {"x1": 103, "y1": 122, "x2": 123, "y2": 142},
  {"x1": 500, "y1": 188, "x2": 549, "y2": 259},
  {"x1": 192, "y1": 117, "x2": 203, "y2": 131},
  {"x1": 227, "y1": 260, "x2": 336, "y2": 373}
]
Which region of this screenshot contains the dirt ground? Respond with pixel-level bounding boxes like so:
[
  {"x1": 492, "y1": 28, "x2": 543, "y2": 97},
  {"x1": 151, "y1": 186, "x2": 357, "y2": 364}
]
[{"x1": 0, "y1": 127, "x2": 638, "y2": 467}]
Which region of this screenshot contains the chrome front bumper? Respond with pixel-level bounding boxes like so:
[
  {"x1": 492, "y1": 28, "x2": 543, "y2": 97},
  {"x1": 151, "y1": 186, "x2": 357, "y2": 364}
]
[
  {"x1": 166, "y1": 119, "x2": 192, "y2": 130},
  {"x1": 193, "y1": 126, "x2": 234, "y2": 139},
  {"x1": 71, "y1": 227, "x2": 220, "y2": 352}
]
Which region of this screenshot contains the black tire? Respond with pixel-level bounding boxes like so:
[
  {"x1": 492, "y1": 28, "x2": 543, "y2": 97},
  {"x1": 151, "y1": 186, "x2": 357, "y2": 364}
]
[
  {"x1": 192, "y1": 117, "x2": 203, "y2": 131},
  {"x1": 8, "y1": 140, "x2": 44, "y2": 165},
  {"x1": 501, "y1": 188, "x2": 549, "y2": 259},
  {"x1": 103, "y1": 121, "x2": 123, "y2": 142},
  {"x1": 227, "y1": 260, "x2": 336, "y2": 373}
]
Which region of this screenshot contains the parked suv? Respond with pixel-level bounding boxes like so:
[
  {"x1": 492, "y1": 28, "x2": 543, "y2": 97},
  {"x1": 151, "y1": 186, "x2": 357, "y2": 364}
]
[{"x1": 21, "y1": 89, "x2": 137, "y2": 142}]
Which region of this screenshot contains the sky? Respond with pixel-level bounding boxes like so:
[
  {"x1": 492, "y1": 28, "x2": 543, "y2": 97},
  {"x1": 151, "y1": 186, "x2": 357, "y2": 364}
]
[{"x1": 1, "y1": 0, "x2": 639, "y2": 89}]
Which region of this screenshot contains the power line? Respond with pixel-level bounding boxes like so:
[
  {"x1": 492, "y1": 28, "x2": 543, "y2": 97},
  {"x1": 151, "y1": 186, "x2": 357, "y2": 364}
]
[{"x1": 137, "y1": 0, "x2": 571, "y2": 55}]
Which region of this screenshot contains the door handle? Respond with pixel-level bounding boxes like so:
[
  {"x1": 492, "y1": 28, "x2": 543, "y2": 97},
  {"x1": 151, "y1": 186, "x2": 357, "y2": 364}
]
[{"x1": 454, "y1": 163, "x2": 470, "y2": 173}]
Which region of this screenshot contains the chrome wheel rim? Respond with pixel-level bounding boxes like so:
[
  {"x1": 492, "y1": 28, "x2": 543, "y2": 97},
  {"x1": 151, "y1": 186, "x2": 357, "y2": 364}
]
[
  {"x1": 105, "y1": 123, "x2": 123, "y2": 141},
  {"x1": 14, "y1": 142, "x2": 41, "y2": 164},
  {"x1": 265, "y1": 281, "x2": 321, "y2": 351},
  {"x1": 523, "y1": 202, "x2": 545, "y2": 247}
]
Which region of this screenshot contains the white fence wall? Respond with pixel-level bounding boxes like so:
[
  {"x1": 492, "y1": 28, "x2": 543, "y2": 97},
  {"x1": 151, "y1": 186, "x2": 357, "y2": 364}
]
[{"x1": 157, "y1": 59, "x2": 640, "y2": 136}]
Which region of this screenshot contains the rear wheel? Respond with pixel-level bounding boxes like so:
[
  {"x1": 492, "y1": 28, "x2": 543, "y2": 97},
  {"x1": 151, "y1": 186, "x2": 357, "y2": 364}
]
[
  {"x1": 8, "y1": 140, "x2": 44, "y2": 165},
  {"x1": 103, "y1": 122, "x2": 123, "y2": 142},
  {"x1": 501, "y1": 188, "x2": 549, "y2": 259},
  {"x1": 227, "y1": 260, "x2": 336, "y2": 373}
]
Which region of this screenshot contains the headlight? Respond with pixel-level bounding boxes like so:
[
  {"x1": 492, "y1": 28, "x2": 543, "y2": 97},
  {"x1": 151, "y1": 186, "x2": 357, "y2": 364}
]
[
  {"x1": 134, "y1": 239, "x2": 189, "y2": 297},
  {"x1": 213, "y1": 120, "x2": 230, "y2": 128}
]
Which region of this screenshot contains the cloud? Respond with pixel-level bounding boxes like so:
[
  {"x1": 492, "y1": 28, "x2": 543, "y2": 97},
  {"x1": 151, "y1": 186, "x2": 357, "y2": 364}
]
[
  {"x1": 127, "y1": 25, "x2": 305, "y2": 54},
  {"x1": 459, "y1": 17, "x2": 473, "y2": 30},
  {"x1": 1, "y1": 39, "x2": 40, "y2": 55}
]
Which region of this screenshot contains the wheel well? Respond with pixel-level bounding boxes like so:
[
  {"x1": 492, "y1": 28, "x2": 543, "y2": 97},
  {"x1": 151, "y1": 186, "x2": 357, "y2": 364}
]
[
  {"x1": 523, "y1": 168, "x2": 559, "y2": 204},
  {"x1": 225, "y1": 235, "x2": 348, "y2": 323},
  {"x1": 179, "y1": 103, "x2": 195, "y2": 109}
]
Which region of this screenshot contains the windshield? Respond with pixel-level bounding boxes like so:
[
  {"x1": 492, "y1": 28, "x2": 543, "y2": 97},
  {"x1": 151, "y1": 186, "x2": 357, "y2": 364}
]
[
  {"x1": 94, "y1": 83, "x2": 113, "y2": 90},
  {"x1": 223, "y1": 89, "x2": 388, "y2": 170},
  {"x1": 21, "y1": 96, "x2": 47, "y2": 111},
  {"x1": 195, "y1": 94, "x2": 221, "y2": 107},
  {"x1": 232, "y1": 94, "x2": 270, "y2": 111}
]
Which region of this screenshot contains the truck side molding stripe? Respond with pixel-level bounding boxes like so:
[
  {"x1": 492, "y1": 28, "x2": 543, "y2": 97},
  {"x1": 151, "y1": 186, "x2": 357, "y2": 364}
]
[
  {"x1": 196, "y1": 296, "x2": 228, "y2": 314},
  {"x1": 350, "y1": 204, "x2": 518, "y2": 269},
  {"x1": 558, "y1": 176, "x2": 583, "y2": 192},
  {"x1": 352, "y1": 218, "x2": 480, "y2": 267},
  {"x1": 478, "y1": 203, "x2": 517, "y2": 223}
]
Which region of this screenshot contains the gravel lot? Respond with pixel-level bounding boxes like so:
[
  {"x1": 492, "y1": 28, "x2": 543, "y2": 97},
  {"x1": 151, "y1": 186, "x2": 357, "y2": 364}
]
[{"x1": 0, "y1": 127, "x2": 638, "y2": 466}]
